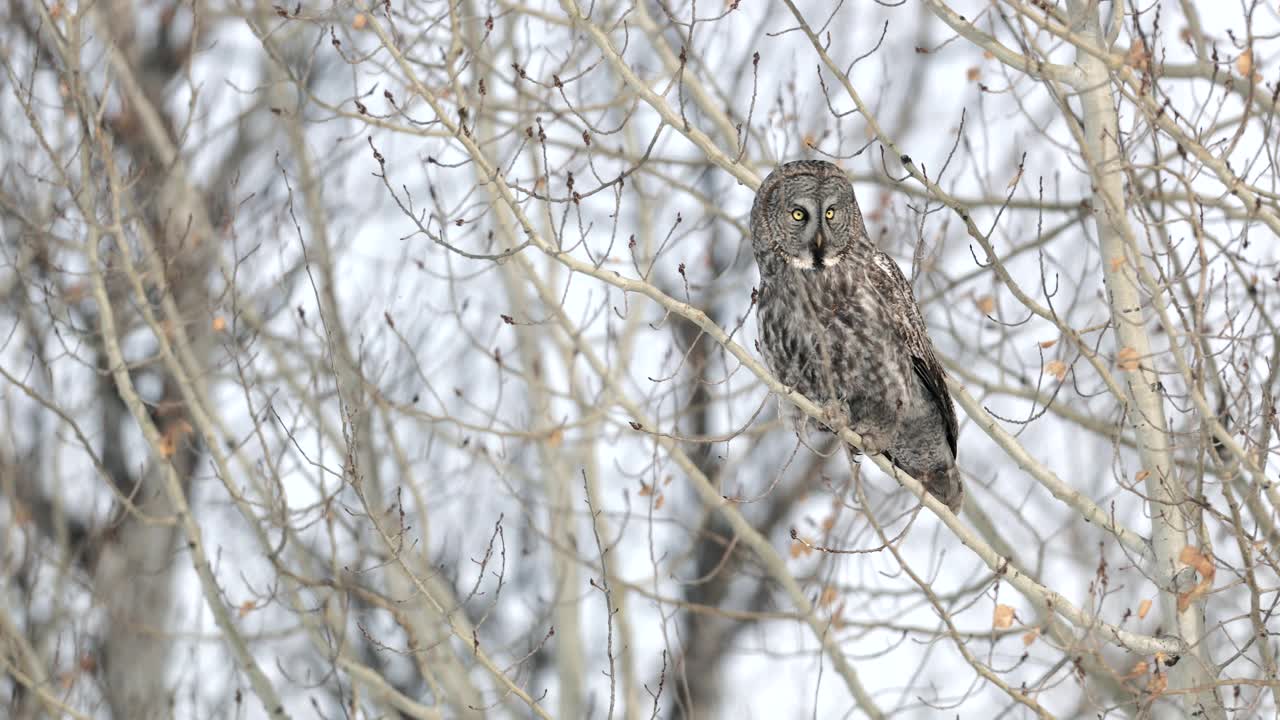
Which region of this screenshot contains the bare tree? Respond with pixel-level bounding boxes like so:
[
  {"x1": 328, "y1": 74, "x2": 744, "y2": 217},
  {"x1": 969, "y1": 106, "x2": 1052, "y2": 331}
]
[{"x1": 2, "y1": 1, "x2": 1277, "y2": 718}]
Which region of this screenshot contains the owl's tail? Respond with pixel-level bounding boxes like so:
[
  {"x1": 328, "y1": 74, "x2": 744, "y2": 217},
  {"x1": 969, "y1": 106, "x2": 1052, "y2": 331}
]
[
  {"x1": 920, "y1": 465, "x2": 964, "y2": 514},
  {"x1": 881, "y1": 451, "x2": 965, "y2": 514}
]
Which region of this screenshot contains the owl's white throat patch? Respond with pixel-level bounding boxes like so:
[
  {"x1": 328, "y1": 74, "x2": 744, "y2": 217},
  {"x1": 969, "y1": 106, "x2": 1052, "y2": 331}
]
[
  {"x1": 786, "y1": 254, "x2": 816, "y2": 270},
  {"x1": 786, "y1": 251, "x2": 845, "y2": 270}
]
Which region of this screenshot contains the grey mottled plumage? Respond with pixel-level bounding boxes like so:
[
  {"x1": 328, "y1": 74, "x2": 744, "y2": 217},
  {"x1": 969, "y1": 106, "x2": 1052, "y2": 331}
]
[{"x1": 749, "y1": 160, "x2": 963, "y2": 513}]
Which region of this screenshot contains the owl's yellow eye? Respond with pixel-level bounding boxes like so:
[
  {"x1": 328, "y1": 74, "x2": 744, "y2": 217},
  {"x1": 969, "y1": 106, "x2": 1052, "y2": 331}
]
[
  {"x1": 825, "y1": 207, "x2": 835, "y2": 220},
  {"x1": 790, "y1": 208, "x2": 807, "y2": 221}
]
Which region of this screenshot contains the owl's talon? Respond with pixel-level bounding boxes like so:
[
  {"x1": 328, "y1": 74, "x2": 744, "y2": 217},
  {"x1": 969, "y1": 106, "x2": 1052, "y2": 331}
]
[
  {"x1": 819, "y1": 400, "x2": 848, "y2": 432},
  {"x1": 851, "y1": 423, "x2": 890, "y2": 456}
]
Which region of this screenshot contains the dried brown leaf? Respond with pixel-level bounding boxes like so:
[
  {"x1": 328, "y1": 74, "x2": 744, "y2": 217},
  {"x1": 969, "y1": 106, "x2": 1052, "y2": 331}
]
[
  {"x1": 1126, "y1": 40, "x2": 1149, "y2": 71},
  {"x1": 1117, "y1": 347, "x2": 1141, "y2": 371},
  {"x1": 790, "y1": 538, "x2": 813, "y2": 559},
  {"x1": 1176, "y1": 545, "x2": 1215, "y2": 611},
  {"x1": 159, "y1": 419, "x2": 194, "y2": 457},
  {"x1": 975, "y1": 295, "x2": 995, "y2": 314},
  {"x1": 1137, "y1": 598, "x2": 1152, "y2": 619},
  {"x1": 1045, "y1": 360, "x2": 1068, "y2": 380},
  {"x1": 1180, "y1": 545, "x2": 1215, "y2": 577},
  {"x1": 993, "y1": 604, "x2": 1015, "y2": 629},
  {"x1": 1236, "y1": 48, "x2": 1253, "y2": 77}
]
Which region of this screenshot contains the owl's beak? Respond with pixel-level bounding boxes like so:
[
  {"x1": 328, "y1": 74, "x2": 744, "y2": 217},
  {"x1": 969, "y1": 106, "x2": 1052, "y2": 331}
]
[{"x1": 808, "y1": 230, "x2": 827, "y2": 268}]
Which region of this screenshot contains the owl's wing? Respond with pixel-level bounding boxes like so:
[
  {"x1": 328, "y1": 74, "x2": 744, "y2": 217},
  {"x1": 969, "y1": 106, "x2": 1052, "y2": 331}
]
[{"x1": 870, "y1": 251, "x2": 958, "y2": 457}]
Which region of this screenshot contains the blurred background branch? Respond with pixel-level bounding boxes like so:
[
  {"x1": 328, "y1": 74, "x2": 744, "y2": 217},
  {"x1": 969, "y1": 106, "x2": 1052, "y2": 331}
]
[{"x1": 1, "y1": 0, "x2": 1277, "y2": 718}]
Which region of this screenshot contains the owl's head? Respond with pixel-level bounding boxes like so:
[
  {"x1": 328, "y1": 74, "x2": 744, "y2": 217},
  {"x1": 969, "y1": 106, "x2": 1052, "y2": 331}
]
[{"x1": 749, "y1": 160, "x2": 870, "y2": 271}]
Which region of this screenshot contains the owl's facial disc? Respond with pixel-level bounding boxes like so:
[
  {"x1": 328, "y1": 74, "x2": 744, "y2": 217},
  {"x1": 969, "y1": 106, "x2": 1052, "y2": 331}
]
[{"x1": 780, "y1": 191, "x2": 846, "y2": 271}]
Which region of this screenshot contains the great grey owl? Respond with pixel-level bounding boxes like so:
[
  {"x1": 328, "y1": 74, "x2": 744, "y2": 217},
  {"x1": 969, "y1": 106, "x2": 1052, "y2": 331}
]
[{"x1": 749, "y1": 160, "x2": 963, "y2": 513}]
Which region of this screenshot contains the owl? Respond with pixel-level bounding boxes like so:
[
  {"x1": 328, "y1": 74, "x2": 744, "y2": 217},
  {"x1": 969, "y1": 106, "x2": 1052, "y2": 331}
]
[{"x1": 749, "y1": 160, "x2": 963, "y2": 513}]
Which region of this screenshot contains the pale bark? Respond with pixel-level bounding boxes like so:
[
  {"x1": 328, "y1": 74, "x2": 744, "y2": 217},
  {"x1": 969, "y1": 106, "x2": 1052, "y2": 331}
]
[
  {"x1": 3, "y1": 2, "x2": 1275, "y2": 717},
  {"x1": 1068, "y1": 2, "x2": 1224, "y2": 717}
]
